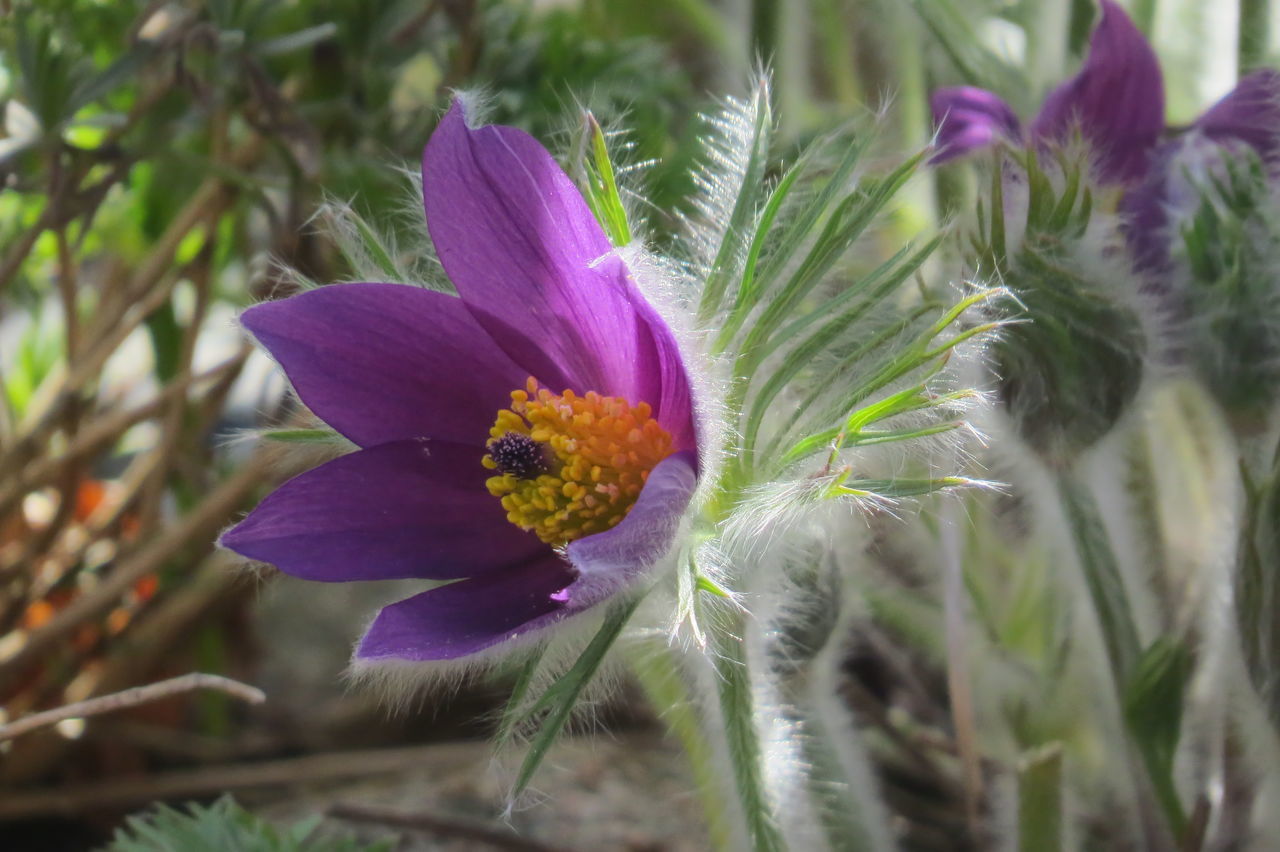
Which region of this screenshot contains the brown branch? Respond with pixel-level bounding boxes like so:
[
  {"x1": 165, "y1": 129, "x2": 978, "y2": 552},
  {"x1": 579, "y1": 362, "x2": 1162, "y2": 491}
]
[
  {"x1": 0, "y1": 210, "x2": 53, "y2": 293},
  {"x1": 0, "y1": 553, "x2": 249, "y2": 785},
  {"x1": 0, "y1": 673, "x2": 264, "y2": 743},
  {"x1": 14, "y1": 172, "x2": 88, "y2": 568},
  {"x1": 0, "y1": 133, "x2": 265, "y2": 482},
  {"x1": 0, "y1": 452, "x2": 267, "y2": 688}
]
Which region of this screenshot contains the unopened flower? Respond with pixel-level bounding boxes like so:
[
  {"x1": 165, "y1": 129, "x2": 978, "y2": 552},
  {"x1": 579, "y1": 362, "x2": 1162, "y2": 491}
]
[
  {"x1": 1125, "y1": 68, "x2": 1280, "y2": 272},
  {"x1": 930, "y1": 0, "x2": 1280, "y2": 269},
  {"x1": 221, "y1": 102, "x2": 700, "y2": 663},
  {"x1": 927, "y1": 2, "x2": 1162, "y2": 464},
  {"x1": 930, "y1": 0, "x2": 1163, "y2": 184}
]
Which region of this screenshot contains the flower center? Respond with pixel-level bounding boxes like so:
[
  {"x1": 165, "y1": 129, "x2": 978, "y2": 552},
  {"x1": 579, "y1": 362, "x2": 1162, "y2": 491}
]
[
  {"x1": 488, "y1": 432, "x2": 550, "y2": 479},
  {"x1": 483, "y1": 377, "x2": 674, "y2": 546}
]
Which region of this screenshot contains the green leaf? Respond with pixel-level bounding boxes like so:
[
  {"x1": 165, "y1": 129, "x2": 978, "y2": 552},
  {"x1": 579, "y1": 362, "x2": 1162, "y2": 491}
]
[
  {"x1": 695, "y1": 573, "x2": 733, "y2": 598},
  {"x1": 743, "y1": 238, "x2": 942, "y2": 460},
  {"x1": 739, "y1": 151, "x2": 926, "y2": 372},
  {"x1": 145, "y1": 301, "x2": 184, "y2": 384},
  {"x1": 579, "y1": 112, "x2": 633, "y2": 247},
  {"x1": 256, "y1": 23, "x2": 339, "y2": 57},
  {"x1": 833, "y1": 475, "x2": 976, "y2": 500},
  {"x1": 343, "y1": 210, "x2": 403, "y2": 282},
  {"x1": 911, "y1": 0, "x2": 1026, "y2": 110},
  {"x1": 1057, "y1": 472, "x2": 1142, "y2": 686},
  {"x1": 260, "y1": 428, "x2": 345, "y2": 444},
  {"x1": 511, "y1": 593, "x2": 645, "y2": 796},
  {"x1": 495, "y1": 651, "x2": 543, "y2": 747},
  {"x1": 714, "y1": 122, "x2": 874, "y2": 352},
  {"x1": 105, "y1": 795, "x2": 391, "y2": 852},
  {"x1": 698, "y1": 79, "x2": 774, "y2": 323},
  {"x1": 67, "y1": 46, "x2": 154, "y2": 117},
  {"x1": 629, "y1": 642, "x2": 736, "y2": 850},
  {"x1": 1123, "y1": 638, "x2": 1192, "y2": 835}
]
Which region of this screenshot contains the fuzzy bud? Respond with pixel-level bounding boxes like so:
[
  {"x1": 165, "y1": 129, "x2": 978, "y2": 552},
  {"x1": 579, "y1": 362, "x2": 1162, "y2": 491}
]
[
  {"x1": 1163, "y1": 142, "x2": 1280, "y2": 432},
  {"x1": 979, "y1": 153, "x2": 1148, "y2": 466}
]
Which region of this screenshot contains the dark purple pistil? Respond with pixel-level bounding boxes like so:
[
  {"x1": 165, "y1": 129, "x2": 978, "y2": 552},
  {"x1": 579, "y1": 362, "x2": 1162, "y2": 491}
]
[{"x1": 490, "y1": 433, "x2": 550, "y2": 479}]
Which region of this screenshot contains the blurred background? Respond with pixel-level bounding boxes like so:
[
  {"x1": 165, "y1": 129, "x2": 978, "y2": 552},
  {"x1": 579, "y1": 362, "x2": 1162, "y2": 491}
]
[{"x1": 0, "y1": 0, "x2": 1269, "y2": 849}]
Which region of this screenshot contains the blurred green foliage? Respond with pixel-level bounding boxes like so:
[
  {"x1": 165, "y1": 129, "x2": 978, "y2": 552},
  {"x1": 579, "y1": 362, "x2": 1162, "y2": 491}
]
[{"x1": 105, "y1": 796, "x2": 393, "y2": 852}]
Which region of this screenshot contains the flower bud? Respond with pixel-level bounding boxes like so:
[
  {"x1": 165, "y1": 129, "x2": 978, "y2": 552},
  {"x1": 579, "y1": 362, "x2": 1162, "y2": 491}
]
[{"x1": 981, "y1": 154, "x2": 1149, "y2": 465}]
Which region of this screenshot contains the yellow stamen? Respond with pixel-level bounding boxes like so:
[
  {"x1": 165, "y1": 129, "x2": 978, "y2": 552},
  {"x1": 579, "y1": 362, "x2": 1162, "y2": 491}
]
[{"x1": 484, "y1": 377, "x2": 674, "y2": 545}]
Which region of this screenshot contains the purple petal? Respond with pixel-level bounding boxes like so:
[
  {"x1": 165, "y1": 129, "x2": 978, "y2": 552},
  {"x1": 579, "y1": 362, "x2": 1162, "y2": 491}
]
[
  {"x1": 929, "y1": 87, "x2": 1022, "y2": 164},
  {"x1": 1196, "y1": 69, "x2": 1280, "y2": 160},
  {"x1": 355, "y1": 555, "x2": 576, "y2": 661},
  {"x1": 242, "y1": 284, "x2": 547, "y2": 448},
  {"x1": 422, "y1": 102, "x2": 694, "y2": 444},
  {"x1": 353, "y1": 450, "x2": 698, "y2": 662},
  {"x1": 566, "y1": 449, "x2": 697, "y2": 592},
  {"x1": 219, "y1": 439, "x2": 546, "y2": 582},
  {"x1": 1031, "y1": 0, "x2": 1164, "y2": 184},
  {"x1": 1123, "y1": 74, "x2": 1280, "y2": 275},
  {"x1": 632, "y1": 307, "x2": 698, "y2": 453},
  {"x1": 1120, "y1": 148, "x2": 1174, "y2": 274}
]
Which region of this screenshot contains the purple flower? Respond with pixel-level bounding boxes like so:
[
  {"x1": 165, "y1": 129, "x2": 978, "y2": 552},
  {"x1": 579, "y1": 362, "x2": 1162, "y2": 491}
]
[
  {"x1": 220, "y1": 102, "x2": 700, "y2": 663},
  {"x1": 930, "y1": 1, "x2": 1280, "y2": 269},
  {"x1": 931, "y1": 0, "x2": 1164, "y2": 184},
  {"x1": 1125, "y1": 68, "x2": 1280, "y2": 271}
]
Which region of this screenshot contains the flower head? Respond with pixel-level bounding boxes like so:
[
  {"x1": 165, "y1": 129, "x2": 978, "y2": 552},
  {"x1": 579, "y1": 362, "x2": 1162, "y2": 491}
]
[
  {"x1": 930, "y1": 0, "x2": 1280, "y2": 258},
  {"x1": 220, "y1": 102, "x2": 700, "y2": 663},
  {"x1": 1124, "y1": 68, "x2": 1280, "y2": 272},
  {"x1": 931, "y1": 1, "x2": 1164, "y2": 184}
]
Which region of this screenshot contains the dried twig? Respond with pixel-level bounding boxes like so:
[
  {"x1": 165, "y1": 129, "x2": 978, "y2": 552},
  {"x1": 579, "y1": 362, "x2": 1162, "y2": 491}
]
[
  {"x1": 0, "y1": 742, "x2": 483, "y2": 819},
  {"x1": 0, "y1": 353, "x2": 248, "y2": 529},
  {"x1": 0, "y1": 134, "x2": 264, "y2": 482},
  {"x1": 0, "y1": 453, "x2": 267, "y2": 687},
  {"x1": 0, "y1": 553, "x2": 249, "y2": 785},
  {"x1": 0, "y1": 673, "x2": 264, "y2": 743},
  {"x1": 327, "y1": 802, "x2": 560, "y2": 852}
]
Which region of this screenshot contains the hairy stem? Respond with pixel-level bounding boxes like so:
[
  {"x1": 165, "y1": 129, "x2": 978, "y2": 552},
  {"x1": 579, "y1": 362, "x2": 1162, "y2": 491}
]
[
  {"x1": 1057, "y1": 471, "x2": 1141, "y2": 686},
  {"x1": 630, "y1": 644, "x2": 737, "y2": 850},
  {"x1": 713, "y1": 618, "x2": 786, "y2": 852},
  {"x1": 1057, "y1": 470, "x2": 1186, "y2": 840},
  {"x1": 1239, "y1": 0, "x2": 1270, "y2": 74}
]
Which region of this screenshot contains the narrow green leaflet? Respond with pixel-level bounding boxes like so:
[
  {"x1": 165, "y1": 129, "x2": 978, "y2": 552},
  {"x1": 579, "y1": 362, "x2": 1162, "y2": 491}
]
[
  {"x1": 714, "y1": 123, "x2": 874, "y2": 352},
  {"x1": 737, "y1": 152, "x2": 927, "y2": 373},
  {"x1": 510, "y1": 593, "x2": 646, "y2": 797},
  {"x1": 260, "y1": 428, "x2": 344, "y2": 443},
  {"x1": 698, "y1": 81, "x2": 774, "y2": 323},
  {"x1": 1123, "y1": 638, "x2": 1191, "y2": 836},
  {"x1": 580, "y1": 112, "x2": 633, "y2": 247}
]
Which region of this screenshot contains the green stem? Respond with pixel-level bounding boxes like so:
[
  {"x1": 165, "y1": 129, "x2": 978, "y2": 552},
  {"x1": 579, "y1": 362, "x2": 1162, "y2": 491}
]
[
  {"x1": 882, "y1": 0, "x2": 936, "y2": 233},
  {"x1": 1017, "y1": 745, "x2": 1064, "y2": 852},
  {"x1": 1068, "y1": 0, "x2": 1097, "y2": 55},
  {"x1": 1057, "y1": 471, "x2": 1187, "y2": 839},
  {"x1": 1056, "y1": 471, "x2": 1141, "y2": 687},
  {"x1": 630, "y1": 644, "x2": 736, "y2": 850},
  {"x1": 800, "y1": 710, "x2": 885, "y2": 851},
  {"x1": 713, "y1": 621, "x2": 786, "y2": 852},
  {"x1": 812, "y1": 0, "x2": 862, "y2": 106},
  {"x1": 1129, "y1": 0, "x2": 1158, "y2": 36},
  {"x1": 1239, "y1": 0, "x2": 1271, "y2": 74},
  {"x1": 751, "y1": 0, "x2": 780, "y2": 67}
]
